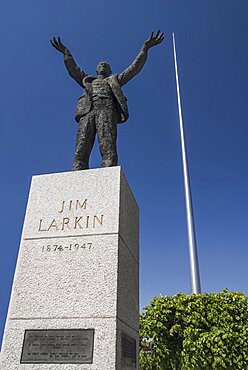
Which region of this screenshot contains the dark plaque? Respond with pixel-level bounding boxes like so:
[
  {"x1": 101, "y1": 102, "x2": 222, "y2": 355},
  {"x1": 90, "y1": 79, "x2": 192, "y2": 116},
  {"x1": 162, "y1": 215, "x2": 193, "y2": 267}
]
[
  {"x1": 20, "y1": 329, "x2": 94, "y2": 364},
  {"x1": 121, "y1": 332, "x2": 136, "y2": 368}
]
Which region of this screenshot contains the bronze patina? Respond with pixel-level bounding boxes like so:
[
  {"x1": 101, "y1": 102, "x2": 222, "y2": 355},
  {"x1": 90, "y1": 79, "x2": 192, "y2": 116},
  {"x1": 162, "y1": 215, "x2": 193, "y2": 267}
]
[{"x1": 50, "y1": 31, "x2": 164, "y2": 170}]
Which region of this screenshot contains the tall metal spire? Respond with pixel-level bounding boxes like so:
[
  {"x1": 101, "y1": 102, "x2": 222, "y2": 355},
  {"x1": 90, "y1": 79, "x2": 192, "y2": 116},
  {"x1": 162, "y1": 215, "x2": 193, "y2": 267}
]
[{"x1": 172, "y1": 33, "x2": 201, "y2": 294}]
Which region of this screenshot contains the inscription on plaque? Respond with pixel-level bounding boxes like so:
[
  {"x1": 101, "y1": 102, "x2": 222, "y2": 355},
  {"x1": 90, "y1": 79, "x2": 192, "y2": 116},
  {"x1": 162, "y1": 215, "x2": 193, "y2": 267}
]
[
  {"x1": 121, "y1": 332, "x2": 136, "y2": 367},
  {"x1": 21, "y1": 329, "x2": 94, "y2": 364}
]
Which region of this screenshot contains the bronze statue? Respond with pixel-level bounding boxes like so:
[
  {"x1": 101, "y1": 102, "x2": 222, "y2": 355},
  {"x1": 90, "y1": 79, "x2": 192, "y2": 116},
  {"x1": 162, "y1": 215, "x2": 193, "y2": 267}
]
[{"x1": 50, "y1": 31, "x2": 164, "y2": 170}]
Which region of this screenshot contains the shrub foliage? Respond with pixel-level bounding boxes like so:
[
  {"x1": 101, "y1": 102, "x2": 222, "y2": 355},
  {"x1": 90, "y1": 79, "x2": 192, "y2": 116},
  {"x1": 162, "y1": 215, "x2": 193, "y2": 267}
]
[{"x1": 140, "y1": 290, "x2": 248, "y2": 370}]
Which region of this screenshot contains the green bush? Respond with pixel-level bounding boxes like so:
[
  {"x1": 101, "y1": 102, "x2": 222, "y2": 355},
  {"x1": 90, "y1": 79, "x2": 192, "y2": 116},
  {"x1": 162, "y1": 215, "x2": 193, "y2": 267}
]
[{"x1": 140, "y1": 290, "x2": 248, "y2": 370}]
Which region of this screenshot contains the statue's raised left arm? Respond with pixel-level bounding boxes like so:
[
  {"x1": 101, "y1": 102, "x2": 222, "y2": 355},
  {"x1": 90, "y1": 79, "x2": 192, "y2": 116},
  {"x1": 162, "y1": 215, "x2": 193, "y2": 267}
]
[{"x1": 117, "y1": 31, "x2": 164, "y2": 87}]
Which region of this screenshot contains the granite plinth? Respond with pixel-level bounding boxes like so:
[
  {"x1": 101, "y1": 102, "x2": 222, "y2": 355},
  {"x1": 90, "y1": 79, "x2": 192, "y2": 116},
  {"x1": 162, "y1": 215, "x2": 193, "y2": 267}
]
[{"x1": 0, "y1": 167, "x2": 139, "y2": 369}]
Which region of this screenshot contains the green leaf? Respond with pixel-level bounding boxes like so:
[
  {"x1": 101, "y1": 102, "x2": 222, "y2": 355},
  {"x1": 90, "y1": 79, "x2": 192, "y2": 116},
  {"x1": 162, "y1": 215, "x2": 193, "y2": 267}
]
[{"x1": 140, "y1": 290, "x2": 248, "y2": 370}]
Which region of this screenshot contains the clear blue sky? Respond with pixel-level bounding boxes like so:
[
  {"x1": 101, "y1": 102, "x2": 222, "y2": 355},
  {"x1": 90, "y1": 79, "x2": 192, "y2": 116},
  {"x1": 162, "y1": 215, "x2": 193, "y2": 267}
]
[{"x1": 0, "y1": 0, "x2": 248, "y2": 346}]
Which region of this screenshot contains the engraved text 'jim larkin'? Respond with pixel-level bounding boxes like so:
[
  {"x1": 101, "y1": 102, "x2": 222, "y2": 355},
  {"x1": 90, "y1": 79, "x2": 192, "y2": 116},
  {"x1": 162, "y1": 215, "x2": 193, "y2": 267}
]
[{"x1": 38, "y1": 199, "x2": 104, "y2": 232}]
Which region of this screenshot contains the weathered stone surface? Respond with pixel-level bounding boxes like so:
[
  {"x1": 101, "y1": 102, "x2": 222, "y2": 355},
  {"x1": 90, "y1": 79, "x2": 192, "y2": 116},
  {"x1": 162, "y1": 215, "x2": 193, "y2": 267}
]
[
  {"x1": 2, "y1": 318, "x2": 117, "y2": 369},
  {"x1": 0, "y1": 167, "x2": 139, "y2": 369},
  {"x1": 9, "y1": 235, "x2": 119, "y2": 319},
  {"x1": 22, "y1": 168, "x2": 120, "y2": 239}
]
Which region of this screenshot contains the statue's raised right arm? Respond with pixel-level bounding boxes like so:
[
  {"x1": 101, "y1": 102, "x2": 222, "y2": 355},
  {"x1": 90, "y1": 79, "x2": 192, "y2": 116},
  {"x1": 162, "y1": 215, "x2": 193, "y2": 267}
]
[
  {"x1": 117, "y1": 30, "x2": 164, "y2": 87},
  {"x1": 50, "y1": 37, "x2": 87, "y2": 87}
]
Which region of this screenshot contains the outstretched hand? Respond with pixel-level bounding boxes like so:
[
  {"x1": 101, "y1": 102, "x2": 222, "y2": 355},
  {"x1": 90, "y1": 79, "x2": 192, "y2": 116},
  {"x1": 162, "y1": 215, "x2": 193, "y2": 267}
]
[
  {"x1": 144, "y1": 30, "x2": 164, "y2": 50},
  {"x1": 50, "y1": 37, "x2": 67, "y2": 54}
]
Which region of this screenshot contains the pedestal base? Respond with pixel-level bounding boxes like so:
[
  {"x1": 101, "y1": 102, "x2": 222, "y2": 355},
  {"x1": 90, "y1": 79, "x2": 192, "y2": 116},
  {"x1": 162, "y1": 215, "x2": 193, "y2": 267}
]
[{"x1": 0, "y1": 167, "x2": 139, "y2": 369}]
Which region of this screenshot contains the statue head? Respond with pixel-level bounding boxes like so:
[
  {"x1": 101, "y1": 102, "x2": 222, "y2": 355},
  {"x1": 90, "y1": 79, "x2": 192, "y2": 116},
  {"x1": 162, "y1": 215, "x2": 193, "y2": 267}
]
[{"x1": 96, "y1": 61, "x2": 112, "y2": 78}]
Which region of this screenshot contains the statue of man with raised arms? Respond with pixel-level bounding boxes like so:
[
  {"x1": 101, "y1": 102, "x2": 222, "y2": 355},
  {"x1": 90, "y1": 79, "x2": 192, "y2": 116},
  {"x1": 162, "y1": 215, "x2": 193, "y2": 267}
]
[{"x1": 50, "y1": 31, "x2": 164, "y2": 170}]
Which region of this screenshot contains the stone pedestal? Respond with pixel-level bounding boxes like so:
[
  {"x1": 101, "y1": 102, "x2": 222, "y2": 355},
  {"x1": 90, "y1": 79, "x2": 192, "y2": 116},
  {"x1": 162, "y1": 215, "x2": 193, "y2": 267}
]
[{"x1": 0, "y1": 167, "x2": 139, "y2": 369}]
